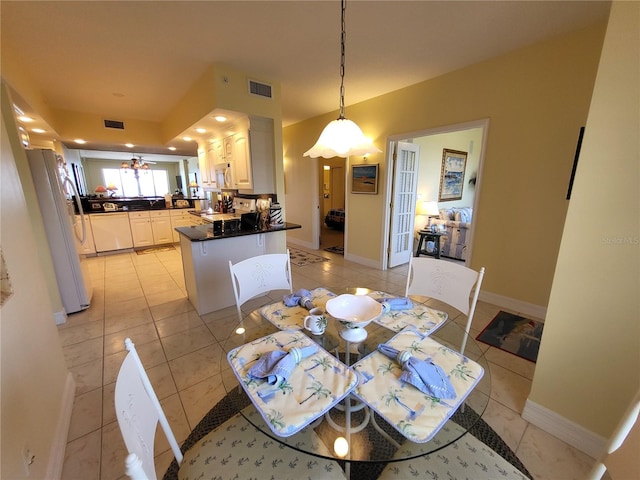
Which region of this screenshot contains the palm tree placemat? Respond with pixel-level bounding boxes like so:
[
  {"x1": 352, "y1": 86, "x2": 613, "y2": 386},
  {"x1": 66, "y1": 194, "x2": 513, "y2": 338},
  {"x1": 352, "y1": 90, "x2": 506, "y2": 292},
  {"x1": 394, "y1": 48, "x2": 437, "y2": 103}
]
[{"x1": 476, "y1": 311, "x2": 544, "y2": 362}]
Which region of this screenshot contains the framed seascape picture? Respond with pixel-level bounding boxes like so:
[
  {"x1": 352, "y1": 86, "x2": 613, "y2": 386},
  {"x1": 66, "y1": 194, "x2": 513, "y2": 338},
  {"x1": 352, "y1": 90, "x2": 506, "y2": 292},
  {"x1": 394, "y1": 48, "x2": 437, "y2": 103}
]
[
  {"x1": 351, "y1": 164, "x2": 379, "y2": 194},
  {"x1": 438, "y1": 149, "x2": 467, "y2": 201}
]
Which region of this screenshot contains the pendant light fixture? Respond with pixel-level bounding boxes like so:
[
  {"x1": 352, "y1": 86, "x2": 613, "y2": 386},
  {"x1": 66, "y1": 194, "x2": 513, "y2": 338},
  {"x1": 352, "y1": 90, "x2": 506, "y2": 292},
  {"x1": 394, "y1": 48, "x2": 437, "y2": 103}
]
[{"x1": 304, "y1": 0, "x2": 381, "y2": 159}]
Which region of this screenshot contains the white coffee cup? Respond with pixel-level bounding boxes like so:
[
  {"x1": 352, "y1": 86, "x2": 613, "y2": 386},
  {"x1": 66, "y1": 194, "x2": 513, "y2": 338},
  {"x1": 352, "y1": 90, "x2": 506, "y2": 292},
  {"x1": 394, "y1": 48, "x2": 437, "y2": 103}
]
[{"x1": 304, "y1": 307, "x2": 327, "y2": 335}]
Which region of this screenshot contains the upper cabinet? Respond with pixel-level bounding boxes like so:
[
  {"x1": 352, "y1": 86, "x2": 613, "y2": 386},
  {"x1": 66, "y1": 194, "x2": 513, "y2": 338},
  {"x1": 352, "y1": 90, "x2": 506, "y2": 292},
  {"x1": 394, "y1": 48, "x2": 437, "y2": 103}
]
[
  {"x1": 196, "y1": 114, "x2": 275, "y2": 194},
  {"x1": 231, "y1": 131, "x2": 251, "y2": 190},
  {"x1": 234, "y1": 117, "x2": 276, "y2": 193},
  {"x1": 197, "y1": 146, "x2": 213, "y2": 187}
]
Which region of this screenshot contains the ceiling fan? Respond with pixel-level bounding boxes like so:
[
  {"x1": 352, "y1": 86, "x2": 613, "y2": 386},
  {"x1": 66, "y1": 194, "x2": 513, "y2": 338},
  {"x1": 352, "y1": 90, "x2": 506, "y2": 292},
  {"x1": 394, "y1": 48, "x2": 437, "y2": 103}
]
[{"x1": 121, "y1": 155, "x2": 156, "y2": 170}]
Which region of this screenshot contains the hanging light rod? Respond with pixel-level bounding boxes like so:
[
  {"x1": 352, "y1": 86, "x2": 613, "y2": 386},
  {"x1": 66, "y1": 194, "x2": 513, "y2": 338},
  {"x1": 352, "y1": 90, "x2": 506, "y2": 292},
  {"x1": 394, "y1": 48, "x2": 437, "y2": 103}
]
[{"x1": 304, "y1": 0, "x2": 381, "y2": 159}]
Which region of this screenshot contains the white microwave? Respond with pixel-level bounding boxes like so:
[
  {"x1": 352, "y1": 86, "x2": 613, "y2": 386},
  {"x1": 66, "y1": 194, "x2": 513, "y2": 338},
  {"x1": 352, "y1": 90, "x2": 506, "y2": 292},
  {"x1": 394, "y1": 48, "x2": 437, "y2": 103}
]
[{"x1": 214, "y1": 162, "x2": 234, "y2": 189}]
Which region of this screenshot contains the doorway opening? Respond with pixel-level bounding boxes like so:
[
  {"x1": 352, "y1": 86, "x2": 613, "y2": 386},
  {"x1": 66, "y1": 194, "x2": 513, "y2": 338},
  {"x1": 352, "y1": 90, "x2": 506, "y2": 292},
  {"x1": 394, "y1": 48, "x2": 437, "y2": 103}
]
[
  {"x1": 319, "y1": 158, "x2": 345, "y2": 251},
  {"x1": 384, "y1": 119, "x2": 489, "y2": 269}
]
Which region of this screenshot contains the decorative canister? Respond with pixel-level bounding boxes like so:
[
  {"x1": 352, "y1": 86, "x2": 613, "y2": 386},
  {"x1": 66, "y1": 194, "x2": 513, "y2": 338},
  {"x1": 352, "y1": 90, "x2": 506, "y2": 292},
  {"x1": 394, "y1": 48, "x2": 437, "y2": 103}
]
[{"x1": 269, "y1": 203, "x2": 283, "y2": 226}]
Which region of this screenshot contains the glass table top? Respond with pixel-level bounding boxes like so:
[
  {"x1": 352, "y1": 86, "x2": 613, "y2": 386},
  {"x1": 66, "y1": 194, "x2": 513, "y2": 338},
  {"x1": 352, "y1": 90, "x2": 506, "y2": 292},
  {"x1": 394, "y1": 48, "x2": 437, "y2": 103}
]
[{"x1": 219, "y1": 288, "x2": 491, "y2": 465}]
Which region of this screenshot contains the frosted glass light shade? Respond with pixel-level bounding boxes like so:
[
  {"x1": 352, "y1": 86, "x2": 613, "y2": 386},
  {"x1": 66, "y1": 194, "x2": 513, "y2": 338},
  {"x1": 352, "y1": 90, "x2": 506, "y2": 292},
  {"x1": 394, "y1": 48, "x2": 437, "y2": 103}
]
[{"x1": 304, "y1": 118, "x2": 381, "y2": 158}]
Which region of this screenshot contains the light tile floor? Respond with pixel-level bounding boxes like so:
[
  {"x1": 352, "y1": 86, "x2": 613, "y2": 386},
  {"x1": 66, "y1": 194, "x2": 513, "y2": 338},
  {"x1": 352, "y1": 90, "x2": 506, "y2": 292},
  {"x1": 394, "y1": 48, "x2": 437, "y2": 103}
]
[{"x1": 58, "y1": 244, "x2": 596, "y2": 480}]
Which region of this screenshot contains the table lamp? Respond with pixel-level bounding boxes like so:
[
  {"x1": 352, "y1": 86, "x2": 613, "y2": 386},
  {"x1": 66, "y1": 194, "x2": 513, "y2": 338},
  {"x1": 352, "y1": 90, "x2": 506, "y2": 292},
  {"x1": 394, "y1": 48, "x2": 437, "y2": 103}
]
[
  {"x1": 188, "y1": 181, "x2": 199, "y2": 197},
  {"x1": 417, "y1": 200, "x2": 439, "y2": 228}
]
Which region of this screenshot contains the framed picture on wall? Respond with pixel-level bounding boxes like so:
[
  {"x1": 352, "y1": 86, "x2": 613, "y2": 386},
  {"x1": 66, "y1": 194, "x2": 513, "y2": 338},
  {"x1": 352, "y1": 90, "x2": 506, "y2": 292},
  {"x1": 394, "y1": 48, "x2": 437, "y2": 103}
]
[
  {"x1": 438, "y1": 149, "x2": 467, "y2": 201},
  {"x1": 351, "y1": 164, "x2": 379, "y2": 194}
]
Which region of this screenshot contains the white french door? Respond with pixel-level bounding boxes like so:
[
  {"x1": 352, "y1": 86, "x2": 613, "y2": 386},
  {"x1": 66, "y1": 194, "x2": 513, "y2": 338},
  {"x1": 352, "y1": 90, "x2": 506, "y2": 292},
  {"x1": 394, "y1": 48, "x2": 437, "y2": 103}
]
[{"x1": 388, "y1": 142, "x2": 420, "y2": 267}]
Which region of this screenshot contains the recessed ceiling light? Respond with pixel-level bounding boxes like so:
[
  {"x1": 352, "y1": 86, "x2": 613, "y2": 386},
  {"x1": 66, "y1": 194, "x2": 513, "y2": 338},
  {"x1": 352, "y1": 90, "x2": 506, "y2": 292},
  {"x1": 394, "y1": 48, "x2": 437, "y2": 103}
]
[
  {"x1": 214, "y1": 115, "x2": 227, "y2": 122},
  {"x1": 182, "y1": 136, "x2": 192, "y2": 142},
  {"x1": 74, "y1": 139, "x2": 87, "y2": 144},
  {"x1": 18, "y1": 115, "x2": 34, "y2": 123},
  {"x1": 125, "y1": 143, "x2": 134, "y2": 148},
  {"x1": 195, "y1": 128, "x2": 207, "y2": 134},
  {"x1": 31, "y1": 128, "x2": 46, "y2": 133},
  {"x1": 168, "y1": 147, "x2": 177, "y2": 151}
]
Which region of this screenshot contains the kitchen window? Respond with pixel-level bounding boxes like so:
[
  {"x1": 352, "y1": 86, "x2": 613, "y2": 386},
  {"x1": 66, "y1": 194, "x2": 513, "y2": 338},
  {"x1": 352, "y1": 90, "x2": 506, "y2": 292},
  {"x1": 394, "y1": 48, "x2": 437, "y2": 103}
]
[{"x1": 102, "y1": 168, "x2": 169, "y2": 197}]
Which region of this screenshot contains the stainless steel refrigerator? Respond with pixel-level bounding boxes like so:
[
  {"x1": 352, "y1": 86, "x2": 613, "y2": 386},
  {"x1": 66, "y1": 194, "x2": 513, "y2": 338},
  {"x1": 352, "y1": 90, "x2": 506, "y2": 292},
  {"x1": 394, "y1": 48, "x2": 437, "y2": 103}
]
[{"x1": 27, "y1": 148, "x2": 92, "y2": 315}]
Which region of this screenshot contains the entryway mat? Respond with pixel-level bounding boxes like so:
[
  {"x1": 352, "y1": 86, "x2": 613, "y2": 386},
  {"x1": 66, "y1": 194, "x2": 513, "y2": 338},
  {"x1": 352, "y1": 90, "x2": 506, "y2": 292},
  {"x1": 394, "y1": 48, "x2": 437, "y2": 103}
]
[
  {"x1": 476, "y1": 311, "x2": 543, "y2": 362},
  {"x1": 288, "y1": 247, "x2": 329, "y2": 266},
  {"x1": 324, "y1": 245, "x2": 344, "y2": 255},
  {"x1": 136, "y1": 245, "x2": 175, "y2": 255}
]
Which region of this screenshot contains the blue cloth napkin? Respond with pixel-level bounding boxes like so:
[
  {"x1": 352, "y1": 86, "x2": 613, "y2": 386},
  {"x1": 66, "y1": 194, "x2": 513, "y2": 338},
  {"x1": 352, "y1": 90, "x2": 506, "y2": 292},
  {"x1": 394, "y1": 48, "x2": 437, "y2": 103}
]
[
  {"x1": 283, "y1": 289, "x2": 314, "y2": 309},
  {"x1": 376, "y1": 297, "x2": 413, "y2": 312},
  {"x1": 247, "y1": 345, "x2": 318, "y2": 401},
  {"x1": 378, "y1": 343, "x2": 456, "y2": 399}
]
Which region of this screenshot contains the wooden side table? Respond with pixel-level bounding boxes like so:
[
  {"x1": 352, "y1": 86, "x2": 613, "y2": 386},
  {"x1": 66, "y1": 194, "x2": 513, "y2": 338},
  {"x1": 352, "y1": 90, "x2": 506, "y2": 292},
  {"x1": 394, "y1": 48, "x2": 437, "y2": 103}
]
[{"x1": 416, "y1": 230, "x2": 445, "y2": 259}]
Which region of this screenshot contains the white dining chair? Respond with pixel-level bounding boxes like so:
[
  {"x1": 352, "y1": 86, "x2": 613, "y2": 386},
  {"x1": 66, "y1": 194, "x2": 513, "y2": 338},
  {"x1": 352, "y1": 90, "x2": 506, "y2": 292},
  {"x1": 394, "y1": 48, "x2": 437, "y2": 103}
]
[
  {"x1": 588, "y1": 389, "x2": 640, "y2": 480},
  {"x1": 115, "y1": 337, "x2": 345, "y2": 480},
  {"x1": 377, "y1": 426, "x2": 529, "y2": 480},
  {"x1": 228, "y1": 249, "x2": 293, "y2": 321},
  {"x1": 115, "y1": 338, "x2": 183, "y2": 480},
  {"x1": 405, "y1": 256, "x2": 485, "y2": 354}
]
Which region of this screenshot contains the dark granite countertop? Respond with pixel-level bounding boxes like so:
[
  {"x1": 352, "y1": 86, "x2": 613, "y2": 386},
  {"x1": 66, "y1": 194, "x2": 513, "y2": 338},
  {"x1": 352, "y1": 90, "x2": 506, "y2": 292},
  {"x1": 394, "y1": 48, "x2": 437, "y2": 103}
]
[{"x1": 176, "y1": 222, "x2": 301, "y2": 242}]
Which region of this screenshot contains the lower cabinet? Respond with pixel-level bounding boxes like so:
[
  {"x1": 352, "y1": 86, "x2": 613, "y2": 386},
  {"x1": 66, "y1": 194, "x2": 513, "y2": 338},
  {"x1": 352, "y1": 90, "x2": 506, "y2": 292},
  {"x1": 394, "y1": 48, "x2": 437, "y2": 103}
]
[
  {"x1": 150, "y1": 210, "x2": 173, "y2": 245},
  {"x1": 87, "y1": 209, "x2": 194, "y2": 252},
  {"x1": 170, "y1": 209, "x2": 198, "y2": 242},
  {"x1": 129, "y1": 212, "x2": 154, "y2": 248}
]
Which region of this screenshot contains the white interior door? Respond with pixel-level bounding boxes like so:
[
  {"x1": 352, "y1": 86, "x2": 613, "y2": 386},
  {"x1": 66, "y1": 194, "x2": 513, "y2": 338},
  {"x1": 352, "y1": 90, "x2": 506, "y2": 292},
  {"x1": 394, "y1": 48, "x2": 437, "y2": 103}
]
[{"x1": 388, "y1": 142, "x2": 420, "y2": 267}]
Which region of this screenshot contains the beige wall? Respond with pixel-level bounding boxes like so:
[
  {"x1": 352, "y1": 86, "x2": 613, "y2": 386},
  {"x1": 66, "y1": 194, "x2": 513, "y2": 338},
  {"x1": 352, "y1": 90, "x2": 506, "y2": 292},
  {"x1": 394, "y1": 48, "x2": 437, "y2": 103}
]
[
  {"x1": 1, "y1": 84, "x2": 73, "y2": 478},
  {"x1": 283, "y1": 21, "x2": 607, "y2": 307},
  {"x1": 529, "y1": 0, "x2": 639, "y2": 439}
]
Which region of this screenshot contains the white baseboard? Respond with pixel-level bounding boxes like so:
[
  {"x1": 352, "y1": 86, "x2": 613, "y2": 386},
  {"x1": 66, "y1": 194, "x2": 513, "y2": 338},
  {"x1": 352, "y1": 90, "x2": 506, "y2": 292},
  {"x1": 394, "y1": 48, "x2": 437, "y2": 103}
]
[
  {"x1": 344, "y1": 252, "x2": 381, "y2": 269},
  {"x1": 522, "y1": 398, "x2": 606, "y2": 458},
  {"x1": 46, "y1": 372, "x2": 76, "y2": 479},
  {"x1": 479, "y1": 290, "x2": 547, "y2": 320},
  {"x1": 286, "y1": 238, "x2": 315, "y2": 250},
  {"x1": 53, "y1": 310, "x2": 67, "y2": 325}
]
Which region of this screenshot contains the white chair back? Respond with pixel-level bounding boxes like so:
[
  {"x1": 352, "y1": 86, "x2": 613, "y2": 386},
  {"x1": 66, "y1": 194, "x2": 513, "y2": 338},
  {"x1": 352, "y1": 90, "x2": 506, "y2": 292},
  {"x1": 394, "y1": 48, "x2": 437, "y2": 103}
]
[
  {"x1": 589, "y1": 389, "x2": 640, "y2": 479},
  {"x1": 405, "y1": 256, "x2": 485, "y2": 353},
  {"x1": 115, "y1": 338, "x2": 183, "y2": 480},
  {"x1": 229, "y1": 249, "x2": 293, "y2": 321}
]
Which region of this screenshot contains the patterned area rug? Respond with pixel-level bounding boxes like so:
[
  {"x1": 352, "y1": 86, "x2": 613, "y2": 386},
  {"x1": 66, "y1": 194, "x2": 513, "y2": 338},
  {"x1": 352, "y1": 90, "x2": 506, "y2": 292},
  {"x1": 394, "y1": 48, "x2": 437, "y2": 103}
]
[
  {"x1": 288, "y1": 247, "x2": 329, "y2": 266},
  {"x1": 135, "y1": 245, "x2": 175, "y2": 255},
  {"x1": 324, "y1": 245, "x2": 344, "y2": 255},
  {"x1": 477, "y1": 311, "x2": 544, "y2": 362}
]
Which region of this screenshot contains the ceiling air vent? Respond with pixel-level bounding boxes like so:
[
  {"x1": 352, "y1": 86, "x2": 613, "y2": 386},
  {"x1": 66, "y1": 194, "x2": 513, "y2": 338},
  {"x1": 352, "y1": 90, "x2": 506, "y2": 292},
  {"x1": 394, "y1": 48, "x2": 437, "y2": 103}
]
[
  {"x1": 104, "y1": 119, "x2": 125, "y2": 130},
  {"x1": 248, "y1": 80, "x2": 272, "y2": 99}
]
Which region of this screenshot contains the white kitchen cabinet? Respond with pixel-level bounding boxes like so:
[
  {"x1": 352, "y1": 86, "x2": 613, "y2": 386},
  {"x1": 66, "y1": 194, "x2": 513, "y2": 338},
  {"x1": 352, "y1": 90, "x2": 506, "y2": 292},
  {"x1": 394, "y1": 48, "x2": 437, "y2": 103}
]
[
  {"x1": 149, "y1": 210, "x2": 173, "y2": 244},
  {"x1": 200, "y1": 140, "x2": 219, "y2": 189},
  {"x1": 129, "y1": 211, "x2": 153, "y2": 247},
  {"x1": 231, "y1": 131, "x2": 252, "y2": 190},
  {"x1": 74, "y1": 214, "x2": 96, "y2": 254},
  {"x1": 226, "y1": 116, "x2": 275, "y2": 193},
  {"x1": 197, "y1": 145, "x2": 213, "y2": 188},
  {"x1": 91, "y1": 213, "x2": 134, "y2": 252},
  {"x1": 245, "y1": 116, "x2": 276, "y2": 194},
  {"x1": 170, "y1": 209, "x2": 198, "y2": 242}
]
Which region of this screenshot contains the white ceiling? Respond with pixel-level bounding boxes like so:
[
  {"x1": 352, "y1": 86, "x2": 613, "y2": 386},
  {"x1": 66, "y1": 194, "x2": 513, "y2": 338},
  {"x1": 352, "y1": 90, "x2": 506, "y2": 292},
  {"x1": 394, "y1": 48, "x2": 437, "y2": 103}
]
[{"x1": 1, "y1": 0, "x2": 610, "y2": 157}]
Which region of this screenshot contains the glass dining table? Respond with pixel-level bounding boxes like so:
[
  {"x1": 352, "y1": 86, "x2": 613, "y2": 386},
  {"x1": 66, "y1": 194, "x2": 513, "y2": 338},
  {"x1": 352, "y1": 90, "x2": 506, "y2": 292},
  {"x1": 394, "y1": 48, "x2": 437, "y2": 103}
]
[{"x1": 219, "y1": 287, "x2": 491, "y2": 478}]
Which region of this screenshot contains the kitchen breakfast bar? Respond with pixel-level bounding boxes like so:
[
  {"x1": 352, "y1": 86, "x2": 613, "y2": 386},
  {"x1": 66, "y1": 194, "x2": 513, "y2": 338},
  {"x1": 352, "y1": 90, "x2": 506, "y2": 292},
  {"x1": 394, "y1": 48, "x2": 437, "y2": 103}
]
[{"x1": 176, "y1": 221, "x2": 301, "y2": 315}]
